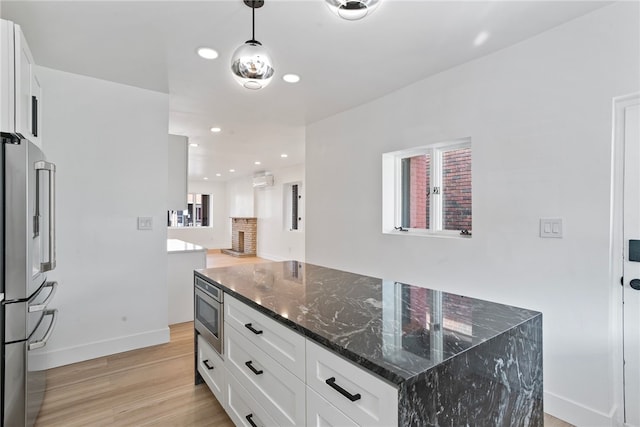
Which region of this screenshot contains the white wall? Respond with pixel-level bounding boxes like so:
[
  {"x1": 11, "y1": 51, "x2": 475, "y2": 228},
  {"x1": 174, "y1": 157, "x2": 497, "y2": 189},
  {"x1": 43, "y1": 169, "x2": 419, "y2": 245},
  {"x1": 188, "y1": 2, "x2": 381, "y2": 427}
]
[
  {"x1": 305, "y1": 3, "x2": 639, "y2": 426},
  {"x1": 255, "y1": 164, "x2": 305, "y2": 261},
  {"x1": 226, "y1": 175, "x2": 254, "y2": 218},
  {"x1": 167, "y1": 180, "x2": 229, "y2": 249},
  {"x1": 32, "y1": 66, "x2": 170, "y2": 369}
]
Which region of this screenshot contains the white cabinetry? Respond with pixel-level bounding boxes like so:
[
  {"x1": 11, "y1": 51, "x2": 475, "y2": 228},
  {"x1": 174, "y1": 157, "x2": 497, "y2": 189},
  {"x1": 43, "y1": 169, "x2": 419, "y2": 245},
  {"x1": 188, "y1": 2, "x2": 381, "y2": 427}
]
[
  {"x1": 212, "y1": 294, "x2": 399, "y2": 427},
  {"x1": 225, "y1": 295, "x2": 306, "y2": 380},
  {"x1": 0, "y1": 20, "x2": 42, "y2": 148},
  {"x1": 167, "y1": 134, "x2": 187, "y2": 210},
  {"x1": 307, "y1": 387, "x2": 359, "y2": 427},
  {"x1": 226, "y1": 372, "x2": 278, "y2": 427},
  {"x1": 196, "y1": 335, "x2": 226, "y2": 408},
  {"x1": 225, "y1": 322, "x2": 305, "y2": 426},
  {"x1": 306, "y1": 340, "x2": 398, "y2": 427}
]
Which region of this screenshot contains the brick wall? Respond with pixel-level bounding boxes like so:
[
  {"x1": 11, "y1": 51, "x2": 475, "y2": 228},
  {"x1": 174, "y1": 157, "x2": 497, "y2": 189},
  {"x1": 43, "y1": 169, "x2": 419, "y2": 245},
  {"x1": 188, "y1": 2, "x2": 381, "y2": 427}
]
[
  {"x1": 407, "y1": 148, "x2": 471, "y2": 231},
  {"x1": 442, "y1": 148, "x2": 472, "y2": 231},
  {"x1": 231, "y1": 217, "x2": 257, "y2": 255}
]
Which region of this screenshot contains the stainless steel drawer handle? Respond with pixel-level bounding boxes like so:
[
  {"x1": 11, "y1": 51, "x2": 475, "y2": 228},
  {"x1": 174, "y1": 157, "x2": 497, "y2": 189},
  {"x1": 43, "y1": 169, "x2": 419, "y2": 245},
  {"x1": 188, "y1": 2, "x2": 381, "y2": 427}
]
[
  {"x1": 245, "y1": 414, "x2": 259, "y2": 427},
  {"x1": 244, "y1": 323, "x2": 263, "y2": 335},
  {"x1": 29, "y1": 281, "x2": 58, "y2": 312},
  {"x1": 245, "y1": 360, "x2": 264, "y2": 376},
  {"x1": 28, "y1": 309, "x2": 58, "y2": 351},
  {"x1": 203, "y1": 360, "x2": 214, "y2": 370},
  {"x1": 325, "y1": 377, "x2": 362, "y2": 402}
]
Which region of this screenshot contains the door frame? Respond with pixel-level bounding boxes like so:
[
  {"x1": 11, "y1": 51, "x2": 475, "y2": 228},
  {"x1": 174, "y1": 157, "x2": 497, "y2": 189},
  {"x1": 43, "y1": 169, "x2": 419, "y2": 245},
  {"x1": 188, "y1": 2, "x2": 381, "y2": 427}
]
[{"x1": 610, "y1": 92, "x2": 640, "y2": 426}]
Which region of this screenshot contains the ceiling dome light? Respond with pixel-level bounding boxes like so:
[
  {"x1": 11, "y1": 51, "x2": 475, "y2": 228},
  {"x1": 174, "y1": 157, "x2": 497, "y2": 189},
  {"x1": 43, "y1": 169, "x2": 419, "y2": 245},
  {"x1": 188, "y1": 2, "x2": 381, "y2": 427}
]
[
  {"x1": 230, "y1": 0, "x2": 275, "y2": 90},
  {"x1": 210, "y1": 127, "x2": 221, "y2": 133},
  {"x1": 325, "y1": 0, "x2": 380, "y2": 20},
  {"x1": 197, "y1": 47, "x2": 219, "y2": 59},
  {"x1": 282, "y1": 74, "x2": 300, "y2": 83}
]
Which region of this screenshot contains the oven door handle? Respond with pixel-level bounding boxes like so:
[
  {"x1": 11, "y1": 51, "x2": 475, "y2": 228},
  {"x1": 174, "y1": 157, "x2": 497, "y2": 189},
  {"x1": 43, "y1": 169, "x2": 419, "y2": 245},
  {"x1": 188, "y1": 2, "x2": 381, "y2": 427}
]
[
  {"x1": 28, "y1": 309, "x2": 58, "y2": 350},
  {"x1": 28, "y1": 281, "x2": 58, "y2": 312}
]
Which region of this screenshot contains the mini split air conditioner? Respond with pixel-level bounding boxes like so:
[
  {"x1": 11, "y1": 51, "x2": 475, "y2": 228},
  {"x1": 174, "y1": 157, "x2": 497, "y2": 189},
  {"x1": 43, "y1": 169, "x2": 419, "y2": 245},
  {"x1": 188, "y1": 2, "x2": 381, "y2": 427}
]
[{"x1": 252, "y1": 174, "x2": 274, "y2": 188}]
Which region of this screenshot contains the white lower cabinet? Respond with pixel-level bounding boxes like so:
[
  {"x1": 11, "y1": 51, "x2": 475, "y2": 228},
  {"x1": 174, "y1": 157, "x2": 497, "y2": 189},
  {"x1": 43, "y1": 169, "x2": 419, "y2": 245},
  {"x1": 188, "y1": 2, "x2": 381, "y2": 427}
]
[
  {"x1": 226, "y1": 372, "x2": 278, "y2": 427},
  {"x1": 225, "y1": 295, "x2": 306, "y2": 380},
  {"x1": 225, "y1": 322, "x2": 306, "y2": 427},
  {"x1": 197, "y1": 335, "x2": 226, "y2": 408},
  {"x1": 306, "y1": 386, "x2": 358, "y2": 427},
  {"x1": 306, "y1": 340, "x2": 398, "y2": 427},
  {"x1": 204, "y1": 296, "x2": 399, "y2": 427}
]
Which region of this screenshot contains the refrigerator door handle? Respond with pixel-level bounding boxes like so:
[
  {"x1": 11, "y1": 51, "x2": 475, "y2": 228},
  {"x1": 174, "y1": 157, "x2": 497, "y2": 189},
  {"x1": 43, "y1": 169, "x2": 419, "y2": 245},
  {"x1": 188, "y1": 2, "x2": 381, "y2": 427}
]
[
  {"x1": 35, "y1": 160, "x2": 56, "y2": 271},
  {"x1": 28, "y1": 309, "x2": 58, "y2": 351},
  {"x1": 28, "y1": 281, "x2": 58, "y2": 312}
]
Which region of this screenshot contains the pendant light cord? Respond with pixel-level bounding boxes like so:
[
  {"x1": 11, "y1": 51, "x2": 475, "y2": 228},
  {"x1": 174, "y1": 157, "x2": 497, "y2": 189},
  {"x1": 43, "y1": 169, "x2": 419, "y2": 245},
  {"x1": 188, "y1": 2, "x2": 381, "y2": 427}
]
[{"x1": 251, "y1": 5, "x2": 256, "y2": 42}]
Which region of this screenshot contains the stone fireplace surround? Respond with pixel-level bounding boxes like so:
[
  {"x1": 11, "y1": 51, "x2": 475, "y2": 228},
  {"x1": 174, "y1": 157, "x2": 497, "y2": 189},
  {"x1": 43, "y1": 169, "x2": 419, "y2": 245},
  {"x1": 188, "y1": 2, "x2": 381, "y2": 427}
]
[{"x1": 222, "y1": 217, "x2": 257, "y2": 257}]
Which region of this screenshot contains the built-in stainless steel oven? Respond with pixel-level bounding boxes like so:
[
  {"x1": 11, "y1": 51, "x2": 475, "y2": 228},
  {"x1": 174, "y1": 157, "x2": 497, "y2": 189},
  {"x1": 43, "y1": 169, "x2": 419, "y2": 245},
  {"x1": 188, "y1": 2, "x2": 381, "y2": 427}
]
[{"x1": 194, "y1": 275, "x2": 223, "y2": 355}]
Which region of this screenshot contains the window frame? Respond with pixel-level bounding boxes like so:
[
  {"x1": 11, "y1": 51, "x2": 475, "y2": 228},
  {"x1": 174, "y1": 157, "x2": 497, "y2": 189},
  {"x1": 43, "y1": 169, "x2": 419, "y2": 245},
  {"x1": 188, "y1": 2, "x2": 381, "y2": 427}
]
[
  {"x1": 284, "y1": 181, "x2": 303, "y2": 232},
  {"x1": 383, "y1": 137, "x2": 471, "y2": 238},
  {"x1": 167, "y1": 192, "x2": 212, "y2": 228}
]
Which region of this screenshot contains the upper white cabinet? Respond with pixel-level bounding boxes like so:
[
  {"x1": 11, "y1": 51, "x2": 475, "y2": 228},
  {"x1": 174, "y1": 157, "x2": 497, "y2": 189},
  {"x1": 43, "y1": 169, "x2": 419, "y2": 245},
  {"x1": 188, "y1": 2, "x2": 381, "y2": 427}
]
[
  {"x1": 168, "y1": 134, "x2": 188, "y2": 210},
  {"x1": 1, "y1": 20, "x2": 43, "y2": 148}
]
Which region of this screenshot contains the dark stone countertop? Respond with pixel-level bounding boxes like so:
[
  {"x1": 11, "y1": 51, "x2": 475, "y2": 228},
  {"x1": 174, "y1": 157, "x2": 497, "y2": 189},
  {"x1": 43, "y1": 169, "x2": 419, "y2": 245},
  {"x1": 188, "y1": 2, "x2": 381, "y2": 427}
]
[{"x1": 195, "y1": 261, "x2": 541, "y2": 387}]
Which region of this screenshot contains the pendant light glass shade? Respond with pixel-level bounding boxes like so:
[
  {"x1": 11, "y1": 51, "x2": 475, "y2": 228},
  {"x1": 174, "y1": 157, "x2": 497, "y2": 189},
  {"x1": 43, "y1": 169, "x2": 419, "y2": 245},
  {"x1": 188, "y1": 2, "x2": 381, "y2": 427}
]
[
  {"x1": 325, "y1": 0, "x2": 380, "y2": 20},
  {"x1": 231, "y1": 40, "x2": 275, "y2": 90}
]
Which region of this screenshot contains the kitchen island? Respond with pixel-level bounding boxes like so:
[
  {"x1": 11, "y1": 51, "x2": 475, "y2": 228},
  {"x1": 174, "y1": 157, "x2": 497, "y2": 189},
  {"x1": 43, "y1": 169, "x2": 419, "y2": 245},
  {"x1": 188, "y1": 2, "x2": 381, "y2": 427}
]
[{"x1": 195, "y1": 261, "x2": 542, "y2": 426}]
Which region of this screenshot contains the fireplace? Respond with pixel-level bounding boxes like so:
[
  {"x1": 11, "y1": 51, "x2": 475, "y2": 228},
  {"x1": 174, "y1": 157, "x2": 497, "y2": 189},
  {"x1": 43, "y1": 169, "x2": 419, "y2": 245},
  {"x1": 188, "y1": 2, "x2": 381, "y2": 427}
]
[{"x1": 222, "y1": 217, "x2": 257, "y2": 257}]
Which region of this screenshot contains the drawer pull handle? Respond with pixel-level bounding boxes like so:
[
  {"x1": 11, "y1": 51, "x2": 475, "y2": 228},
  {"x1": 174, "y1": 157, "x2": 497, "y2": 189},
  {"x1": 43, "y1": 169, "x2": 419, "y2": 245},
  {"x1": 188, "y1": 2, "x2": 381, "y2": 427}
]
[
  {"x1": 203, "y1": 360, "x2": 214, "y2": 370},
  {"x1": 245, "y1": 360, "x2": 264, "y2": 376},
  {"x1": 245, "y1": 323, "x2": 264, "y2": 335},
  {"x1": 325, "y1": 377, "x2": 361, "y2": 402},
  {"x1": 245, "y1": 414, "x2": 258, "y2": 427}
]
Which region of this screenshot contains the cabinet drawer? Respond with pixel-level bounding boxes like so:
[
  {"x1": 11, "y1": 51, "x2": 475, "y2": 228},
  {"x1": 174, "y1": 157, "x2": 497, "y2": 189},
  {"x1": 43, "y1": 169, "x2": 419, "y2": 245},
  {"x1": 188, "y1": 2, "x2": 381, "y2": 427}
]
[
  {"x1": 307, "y1": 386, "x2": 358, "y2": 427},
  {"x1": 225, "y1": 295, "x2": 305, "y2": 380},
  {"x1": 197, "y1": 335, "x2": 226, "y2": 408},
  {"x1": 225, "y1": 323, "x2": 305, "y2": 427},
  {"x1": 226, "y1": 372, "x2": 278, "y2": 427},
  {"x1": 306, "y1": 340, "x2": 398, "y2": 427}
]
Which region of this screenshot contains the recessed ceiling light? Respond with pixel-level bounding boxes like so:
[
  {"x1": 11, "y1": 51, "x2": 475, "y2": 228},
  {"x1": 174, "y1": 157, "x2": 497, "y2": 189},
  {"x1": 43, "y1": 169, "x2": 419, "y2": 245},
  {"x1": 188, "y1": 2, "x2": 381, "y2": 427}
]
[
  {"x1": 282, "y1": 74, "x2": 300, "y2": 83},
  {"x1": 473, "y1": 31, "x2": 490, "y2": 46},
  {"x1": 197, "y1": 47, "x2": 219, "y2": 60},
  {"x1": 210, "y1": 127, "x2": 221, "y2": 133},
  {"x1": 203, "y1": 177, "x2": 209, "y2": 180},
  {"x1": 216, "y1": 173, "x2": 221, "y2": 177},
  {"x1": 280, "y1": 153, "x2": 288, "y2": 158},
  {"x1": 254, "y1": 161, "x2": 261, "y2": 165},
  {"x1": 189, "y1": 143, "x2": 199, "y2": 147},
  {"x1": 229, "y1": 169, "x2": 235, "y2": 173}
]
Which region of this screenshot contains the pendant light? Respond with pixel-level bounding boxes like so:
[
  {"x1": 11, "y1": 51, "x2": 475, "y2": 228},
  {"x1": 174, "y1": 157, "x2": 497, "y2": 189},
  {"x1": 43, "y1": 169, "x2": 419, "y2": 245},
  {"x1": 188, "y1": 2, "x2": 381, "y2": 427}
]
[
  {"x1": 325, "y1": 0, "x2": 381, "y2": 20},
  {"x1": 230, "y1": 0, "x2": 275, "y2": 90}
]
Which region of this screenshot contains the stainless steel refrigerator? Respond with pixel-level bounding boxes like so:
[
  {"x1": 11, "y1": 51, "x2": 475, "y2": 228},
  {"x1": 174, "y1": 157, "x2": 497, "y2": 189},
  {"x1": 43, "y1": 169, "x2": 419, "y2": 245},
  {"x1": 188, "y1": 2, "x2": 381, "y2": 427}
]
[{"x1": 1, "y1": 133, "x2": 58, "y2": 427}]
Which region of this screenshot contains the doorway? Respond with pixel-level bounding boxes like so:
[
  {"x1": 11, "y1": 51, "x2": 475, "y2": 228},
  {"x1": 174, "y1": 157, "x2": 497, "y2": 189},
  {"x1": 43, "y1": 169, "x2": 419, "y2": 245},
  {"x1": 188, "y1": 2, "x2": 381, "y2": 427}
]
[{"x1": 612, "y1": 92, "x2": 640, "y2": 427}]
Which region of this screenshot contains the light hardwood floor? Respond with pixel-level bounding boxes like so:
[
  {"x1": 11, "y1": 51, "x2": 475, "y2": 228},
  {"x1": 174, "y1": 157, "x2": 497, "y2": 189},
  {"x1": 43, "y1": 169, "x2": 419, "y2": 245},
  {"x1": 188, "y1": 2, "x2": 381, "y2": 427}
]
[{"x1": 35, "y1": 252, "x2": 573, "y2": 426}]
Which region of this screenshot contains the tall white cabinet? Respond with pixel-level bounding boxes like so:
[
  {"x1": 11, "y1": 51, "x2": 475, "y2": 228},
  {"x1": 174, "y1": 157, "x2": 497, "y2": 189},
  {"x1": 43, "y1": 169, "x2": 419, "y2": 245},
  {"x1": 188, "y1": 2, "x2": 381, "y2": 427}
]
[{"x1": 1, "y1": 19, "x2": 43, "y2": 148}]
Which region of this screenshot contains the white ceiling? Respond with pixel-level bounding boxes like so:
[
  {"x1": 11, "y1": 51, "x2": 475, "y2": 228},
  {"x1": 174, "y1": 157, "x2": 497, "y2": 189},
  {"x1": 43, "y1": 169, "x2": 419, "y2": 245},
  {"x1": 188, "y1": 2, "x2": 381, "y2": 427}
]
[{"x1": 1, "y1": 0, "x2": 610, "y2": 181}]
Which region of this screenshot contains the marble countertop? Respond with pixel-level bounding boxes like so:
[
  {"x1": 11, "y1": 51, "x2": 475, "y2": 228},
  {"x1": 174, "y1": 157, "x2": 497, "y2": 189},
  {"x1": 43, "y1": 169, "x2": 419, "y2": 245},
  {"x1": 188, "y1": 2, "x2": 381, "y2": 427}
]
[
  {"x1": 167, "y1": 239, "x2": 206, "y2": 254},
  {"x1": 195, "y1": 261, "x2": 541, "y2": 386}
]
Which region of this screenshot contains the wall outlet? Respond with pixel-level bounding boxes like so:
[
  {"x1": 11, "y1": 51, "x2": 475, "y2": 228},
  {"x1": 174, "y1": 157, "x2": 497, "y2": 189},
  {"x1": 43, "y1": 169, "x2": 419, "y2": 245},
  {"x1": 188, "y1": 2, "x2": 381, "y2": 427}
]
[
  {"x1": 138, "y1": 216, "x2": 153, "y2": 230},
  {"x1": 540, "y1": 218, "x2": 562, "y2": 238}
]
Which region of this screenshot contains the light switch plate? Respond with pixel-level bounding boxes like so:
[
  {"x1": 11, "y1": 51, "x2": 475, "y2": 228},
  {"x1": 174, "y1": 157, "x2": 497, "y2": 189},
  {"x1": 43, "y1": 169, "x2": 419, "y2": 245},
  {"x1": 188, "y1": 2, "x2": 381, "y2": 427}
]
[
  {"x1": 138, "y1": 216, "x2": 153, "y2": 230},
  {"x1": 540, "y1": 218, "x2": 562, "y2": 238}
]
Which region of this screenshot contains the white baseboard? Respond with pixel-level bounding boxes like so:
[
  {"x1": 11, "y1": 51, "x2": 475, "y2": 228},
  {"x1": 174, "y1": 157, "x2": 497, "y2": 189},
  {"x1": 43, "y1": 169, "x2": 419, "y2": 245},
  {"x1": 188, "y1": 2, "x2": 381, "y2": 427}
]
[
  {"x1": 256, "y1": 252, "x2": 288, "y2": 261},
  {"x1": 30, "y1": 327, "x2": 170, "y2": 370},
  {"x1": 545, "y1": 391, "x2": 621, "y2": 427}
]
